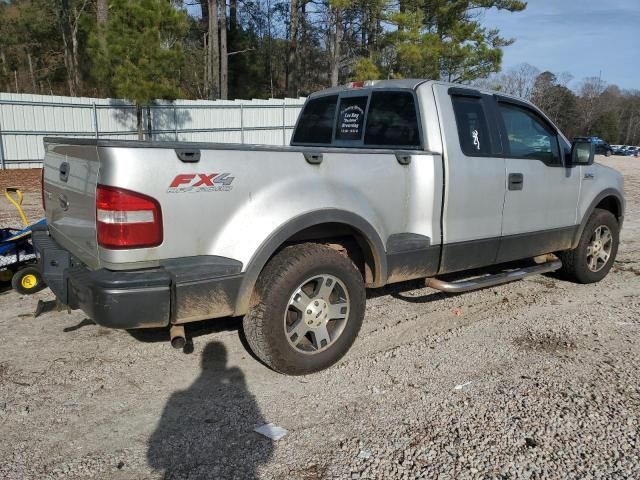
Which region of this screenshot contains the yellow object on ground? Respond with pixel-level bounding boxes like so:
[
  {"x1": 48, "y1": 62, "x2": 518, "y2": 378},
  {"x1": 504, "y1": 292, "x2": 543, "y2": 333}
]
[{"x1": 4, "y1": 188, "x2": 28, "y2": 227}]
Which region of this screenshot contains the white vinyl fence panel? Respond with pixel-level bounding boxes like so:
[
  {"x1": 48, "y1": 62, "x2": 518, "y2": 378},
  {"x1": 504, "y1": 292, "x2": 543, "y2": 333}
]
[{"x1": 0, "y1": 93, "x2": 306, "y2": 169}]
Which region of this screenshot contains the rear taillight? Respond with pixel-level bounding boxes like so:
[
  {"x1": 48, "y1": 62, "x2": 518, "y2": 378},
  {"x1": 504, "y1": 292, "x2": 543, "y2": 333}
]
[{"x1": 96, "y1": 185, "x2": 163, "y2": 249}]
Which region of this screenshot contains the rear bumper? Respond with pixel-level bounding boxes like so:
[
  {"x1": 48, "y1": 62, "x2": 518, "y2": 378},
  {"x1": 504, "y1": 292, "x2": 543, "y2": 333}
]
[{"x1": 32, "y1": 227, "x2": 243, "y2": 329}]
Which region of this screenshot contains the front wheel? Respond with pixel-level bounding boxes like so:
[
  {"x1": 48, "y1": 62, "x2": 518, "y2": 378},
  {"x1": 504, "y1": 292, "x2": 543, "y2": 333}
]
[
  {"x1": 243, "y1": 243, "x2": 365, "y2": 375},
  {"x1": 557, "y1": 208, "x2": 619, "y2": 284}
]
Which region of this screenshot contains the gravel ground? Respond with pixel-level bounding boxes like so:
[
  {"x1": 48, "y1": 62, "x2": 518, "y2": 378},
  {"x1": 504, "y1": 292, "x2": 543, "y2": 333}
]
[{"x1": 0, "y1": 156, "x2": 639, "y2": 479}]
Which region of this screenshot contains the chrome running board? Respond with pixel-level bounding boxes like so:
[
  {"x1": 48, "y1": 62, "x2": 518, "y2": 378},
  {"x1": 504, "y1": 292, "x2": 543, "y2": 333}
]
[{"x1": 425, "y1": 259, "x2": 562, "y2": 294}]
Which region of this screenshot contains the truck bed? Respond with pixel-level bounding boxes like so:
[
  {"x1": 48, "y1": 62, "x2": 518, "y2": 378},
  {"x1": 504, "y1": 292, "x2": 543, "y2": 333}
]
[{"x1": 42, "y1": 137, "x2": 443, "y2": 278}]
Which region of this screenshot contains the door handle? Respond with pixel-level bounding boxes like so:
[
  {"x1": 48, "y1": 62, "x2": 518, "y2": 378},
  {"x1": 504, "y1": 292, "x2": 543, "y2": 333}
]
[
  {"x1": 395, "y1": 153, "x2": 411, "y2": 165},
  {"x1": 175, "y1": 149, "x2": 201, "y2": 163},
  {"x1": 508, "y1": 173, "x2": 524, "y2": 191},
  {"x1": 584, "y1": 172, "x2": 595, "y2": 180},
  {"x1": 303, "y1": 152, "x2": 323, "y2": 164},
  {"x1": 59, "y1": 162, "x2": 70, "y2": 182}
]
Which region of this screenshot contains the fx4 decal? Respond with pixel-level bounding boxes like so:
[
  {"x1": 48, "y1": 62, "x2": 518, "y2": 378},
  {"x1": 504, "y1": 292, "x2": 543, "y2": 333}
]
[{"x1": 168, "y1": 173, "x2": 235, "y2": 193}]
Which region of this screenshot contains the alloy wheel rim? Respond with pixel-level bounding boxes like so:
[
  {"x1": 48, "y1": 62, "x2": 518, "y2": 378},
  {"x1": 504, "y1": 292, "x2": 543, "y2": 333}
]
[
  {"x1": 284, "y1": 274, "x2": 350, "y2": 354},
  {"x1": 586, "y1": 225, "x2": 613, "y2": 272}
]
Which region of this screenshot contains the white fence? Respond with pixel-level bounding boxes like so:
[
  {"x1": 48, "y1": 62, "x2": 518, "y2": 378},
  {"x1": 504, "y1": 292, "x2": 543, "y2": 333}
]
[{"x1": 0, "y1": 93, "x2": 307, "y2": 169}]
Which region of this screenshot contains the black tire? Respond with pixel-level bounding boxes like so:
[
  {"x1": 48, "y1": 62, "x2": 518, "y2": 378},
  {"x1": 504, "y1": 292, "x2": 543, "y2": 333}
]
[
  {"x1": 0, "y1": 269, "x2": 13, "y2": 290},
  {"x1": 605, "y1": 150, "x2": 612, "y2": 157},
  {"x1": 11, "y1": 266, "x2": 46, "y2": 295},
  {"x1": 243, "y1": 243, "x2": 366, "y2": 375},
  {"x1": 557, "y1": 209, "x2": 619, "y2": 284}
]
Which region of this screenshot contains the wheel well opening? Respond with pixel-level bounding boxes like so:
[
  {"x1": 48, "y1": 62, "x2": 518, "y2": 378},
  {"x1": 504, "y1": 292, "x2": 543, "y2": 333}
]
[
  {"x1": 278, "y1": 222, "x2": 378, "y2": 285},
  {"x1": 596, "y1": 196, "x2": 621, "y2": 222}
]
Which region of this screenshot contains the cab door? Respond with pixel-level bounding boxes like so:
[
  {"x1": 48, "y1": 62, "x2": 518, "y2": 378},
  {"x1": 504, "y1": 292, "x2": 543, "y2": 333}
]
[
  {"x1": 435, "y1": 86, "x2": 507, "y2": 273},
  {"x1": 495, "y1": 97, "x2": 581, "y2": 263}
]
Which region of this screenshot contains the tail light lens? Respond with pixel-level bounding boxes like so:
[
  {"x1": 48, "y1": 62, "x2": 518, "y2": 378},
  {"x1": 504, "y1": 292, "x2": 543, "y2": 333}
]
[{"x1": 96, "y1": 185, "x2": 163, "y2": 249}]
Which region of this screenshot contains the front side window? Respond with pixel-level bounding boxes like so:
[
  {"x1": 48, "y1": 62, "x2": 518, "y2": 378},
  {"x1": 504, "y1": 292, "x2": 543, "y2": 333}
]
[
  {"x1": 292, "y1": 95, "x2": 338, "y2": 144},
  {"x1": 335, "y1": 96, "x2": 368, "y2": 141},
  {"x1": 451, "y1": 96, "x2": 492, "y2": 156},
  {"x1": 499, "y1": 103, "x2": 560, "y2": 164},
  {"x1": 364, "y1": 92, "x2": 420, "y2": 147}
]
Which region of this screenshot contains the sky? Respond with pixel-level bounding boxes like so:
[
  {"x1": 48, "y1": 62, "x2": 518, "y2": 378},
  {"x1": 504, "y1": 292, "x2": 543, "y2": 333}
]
[{"x1": 483, "y1": 0, "x2": 640, "y2": 91}]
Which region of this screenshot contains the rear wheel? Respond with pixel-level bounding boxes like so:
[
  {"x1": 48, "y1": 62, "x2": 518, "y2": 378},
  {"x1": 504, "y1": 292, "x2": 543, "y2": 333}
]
[
  {"x1": 243, "y1": 243, "x2": 365, "y2": 375},
  {"x1": 557, "y1": 209, "x2": 619, "y2": 283},
  {"x1": 12, "y1": 266, "x2": 45, "y2": 295}
]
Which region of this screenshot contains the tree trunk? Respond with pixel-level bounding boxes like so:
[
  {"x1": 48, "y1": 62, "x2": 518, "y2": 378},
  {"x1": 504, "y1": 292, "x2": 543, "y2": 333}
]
[
  {"x1": 203, "y1": 32, "x2": 209, "y2": 96},
  {"x1": 57, "y1": 0, "x2": 83, "y2": 96},
  {"x1": 136, "y1": 104, "x2": 143, "y2": 140},
  {"x1": 95, "y1": 0, "x2": 108, "y2": 96},
  {"x1": 368, "y1": 8, "x2": 378, "y2": 56},
  {"x1": 97, "y1": 0, "x2": 108, "y2": 25},
  {"x1": 624, "y1": 111, "x2": 635, "y2": 145},
  {"x1": 361, "y1": 6, "x2": 367, "y2": 51},
  {"x1": 59, "y1": 19, "x2": 76, "y2": 94},
  {"x1": 330, "y1": 6, "x2": 342, "y2": 87},
  {"x1": 71, "y1": 23, "x2": 81, "y2": 94},
  {"x1": 146, "y1": 106, "x2": 153, "y2": 140},
  {"x1": 1, "y1": 49, "x2": 9, "y2": 92},
  {"x1": 62, "y1": 34, "x2": 75, "y2": 95},
  {"x1": 201, "y1": 0, "x2": 209, "y2": 27},
  {"x1": 27, "y1": 52, "x2": 36, "y2": 92},
  {"x1": 220, "y1": 0, "x2": 228, "y2": 99},
  {"x1": 287, "y1": 0, "x2": 299, "y2": 97},
  {"x1": 208, "y1": 0, "x2": 220, "y2": 99},
  {"x1": 298, "y1": 1, "x2": 308, "y2": 91},
  {"x1": 229, "y1": 0, "x2": 237, "y2": 31},
  {"x1": 266, "y1": 0, "x2": 274, "y2": 97}
]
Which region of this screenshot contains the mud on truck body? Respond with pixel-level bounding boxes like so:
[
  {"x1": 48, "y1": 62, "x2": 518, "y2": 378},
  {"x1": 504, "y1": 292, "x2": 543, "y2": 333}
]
[{"x1": 35, "y1": 79, "x2": 624, "y2": 375}]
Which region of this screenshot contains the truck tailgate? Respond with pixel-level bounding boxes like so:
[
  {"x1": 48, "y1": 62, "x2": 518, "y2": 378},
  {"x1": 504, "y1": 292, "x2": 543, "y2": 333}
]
[{"x1": 43, "y1": 141, "x2": 101, "y2": 269}]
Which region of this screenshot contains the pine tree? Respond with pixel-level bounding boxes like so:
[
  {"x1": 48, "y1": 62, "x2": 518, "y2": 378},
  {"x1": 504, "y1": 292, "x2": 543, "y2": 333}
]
[
  {"x1": 374, "y1": 0, "x2": 527, "y2": 82},
  {"x1": 88, "y1": 0, "x2": 189, "y2": 105}
]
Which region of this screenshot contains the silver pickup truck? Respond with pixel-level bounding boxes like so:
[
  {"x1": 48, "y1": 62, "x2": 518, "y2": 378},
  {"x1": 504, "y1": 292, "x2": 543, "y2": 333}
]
[{"x1": 35, "y1": 79, "x2": 625, "y2": 375}]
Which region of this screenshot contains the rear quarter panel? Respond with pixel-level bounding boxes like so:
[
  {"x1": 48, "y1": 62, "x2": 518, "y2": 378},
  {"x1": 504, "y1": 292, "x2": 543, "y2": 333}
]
[{"x1": 97, "y1": 147, "x2": 442, "y2": 278}]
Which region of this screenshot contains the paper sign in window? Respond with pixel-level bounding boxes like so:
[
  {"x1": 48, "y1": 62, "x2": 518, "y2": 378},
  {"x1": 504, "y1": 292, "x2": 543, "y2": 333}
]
[{"x1": 336, "y1": 96, "x2": 368, "y2": 140}]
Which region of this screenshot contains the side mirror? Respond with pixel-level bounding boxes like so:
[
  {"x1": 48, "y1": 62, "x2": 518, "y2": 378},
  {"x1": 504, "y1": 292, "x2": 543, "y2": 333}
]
[{"x1": 570, "y1": 140, "x2": 595, "y2": 166}]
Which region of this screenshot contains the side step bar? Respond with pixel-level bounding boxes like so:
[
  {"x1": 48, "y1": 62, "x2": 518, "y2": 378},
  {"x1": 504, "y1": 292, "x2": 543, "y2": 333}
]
[{"x1": 425, "y1": 259, "x2": 562, "y2": 294}]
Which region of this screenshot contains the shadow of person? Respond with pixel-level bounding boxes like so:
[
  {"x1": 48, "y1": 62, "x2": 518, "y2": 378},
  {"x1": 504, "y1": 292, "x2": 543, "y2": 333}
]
[{"x1": 148, "y1": 342, "x2": 273, "y2": 479}]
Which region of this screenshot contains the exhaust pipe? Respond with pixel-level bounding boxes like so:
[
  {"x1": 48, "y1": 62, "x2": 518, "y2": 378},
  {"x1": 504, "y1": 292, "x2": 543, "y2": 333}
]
[{"x1": 170, "y1": 324, "x2": 186, "y2": 349}]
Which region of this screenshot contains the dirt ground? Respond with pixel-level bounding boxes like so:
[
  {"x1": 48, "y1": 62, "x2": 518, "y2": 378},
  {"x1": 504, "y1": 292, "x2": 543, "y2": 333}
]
[
  {"x1": 0, "y1": 156, "x2": 639, "y2": 479},
  {"x1": 0, "y1": 169, "x2": 42, "y2": 228}
]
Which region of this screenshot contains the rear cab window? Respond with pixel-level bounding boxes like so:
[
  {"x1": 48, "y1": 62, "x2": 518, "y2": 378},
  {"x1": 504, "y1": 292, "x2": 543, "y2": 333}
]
[
  {"x1": 291, "y1": 89, "x2": 422, "y2": 149},
  {"x1": 365, "y1": 92, "x2": 420, "y2": 147},
  {"x1": 291, "y1": 95, "x2": 338, "y2": 145},
  {"x1": 450, "y1": 94, "x2": 495, "y2": 156}
]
